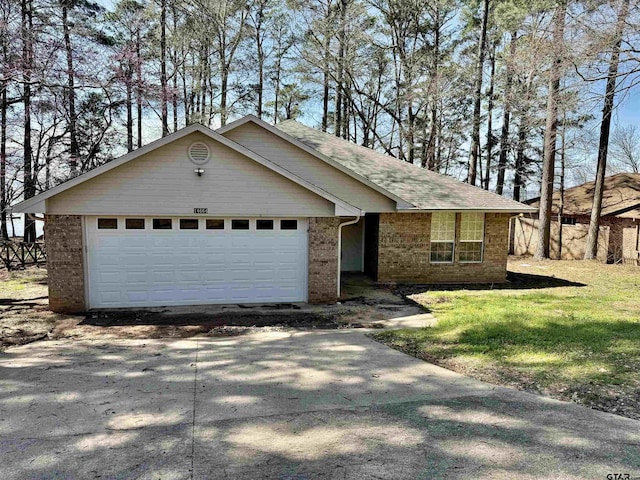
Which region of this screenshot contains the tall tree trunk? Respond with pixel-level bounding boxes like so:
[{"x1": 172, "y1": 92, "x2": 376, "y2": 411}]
[
  {"x1": 483, "y1": 42, "x2": 496, "y2": 190},
  {"x1": 273, "y1": 51, "x2": 282, "y2": 122},
  {"x1": 335, "y1": 0, "x2": 347, "y2": 137},
  {"x1": 535, "y1": 1, "x2": 565, "y2": 260},
  {"x1": 584, "y1": 0, "x2": 629, "y2": 260},
  {"x1": 425, "y1": 5, "x2": 440, "y2": 170},
  {"x1": 0, "y1": 82, "x2": 8, "y2": 240},
  {"x1": 172, "y1": 5, "x2": 178, "y2": 132},
  {"x1": 182, "y1": 52, "x2": 189, "y2": 126},
  {"x1": 136, "y1": 31, "x2": 143, "y2": 147},
  {"x1": 496, "y1": 31, "x2": 516, "y2": 195},
  {"x1": 513, "y1": 118, "x2": 525, "y2": 202},
  {"x1": 255, "y1": 1, "x2": 264, "y2": 118},
  {"x1": 126, "y1": 73, "x2": 133, "y2": 152},
  {"x1": 22, "y1": 0, "x2": 35, "y2": 242},
  {"x1": 160, "y1": 0, "x2": 168, "y2": 136},
  {"x1": 558, "y1": 110, "x2": 566, "y2": 260},
  {"x1": 62, "y1": 2, "x2": 78, "y2": 175},
  {"x1": 467, "y1": 0, "x2": 489, "y2": 185},
  {"x1": 321, "y1": 29, "x2": 330, "y2": 132},
  {"x1": 220, "y1": 65, "x2": 228, "y2": 126}
]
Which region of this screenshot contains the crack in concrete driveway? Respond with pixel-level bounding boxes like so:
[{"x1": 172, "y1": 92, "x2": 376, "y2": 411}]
[{"x1": 1, "y1": 330, "x2": 639, "y2": 479}]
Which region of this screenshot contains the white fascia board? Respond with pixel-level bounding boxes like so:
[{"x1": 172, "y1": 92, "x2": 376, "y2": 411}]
[
  {"x1": 11, "y1": 199, "x2": 46, "y2": 214},
  {"x1": 396, "y1": 205, "x2": 538, "y2": 213},
  {"x1": 217, "y1": 115, "x2": 415, "y2": 210}
]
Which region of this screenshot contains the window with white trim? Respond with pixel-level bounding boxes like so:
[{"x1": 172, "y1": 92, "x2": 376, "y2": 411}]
[
  {"x1": 459, "y1": 212, "x2": 484, "y2": 263},
  {"x1": 430, "y1": 212, "x2": 455, "y2": 263}
]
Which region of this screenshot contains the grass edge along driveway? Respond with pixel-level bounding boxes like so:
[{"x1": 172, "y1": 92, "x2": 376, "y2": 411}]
[{"x1": 373, "y1": 258, "x2": 640, "y2": 420}]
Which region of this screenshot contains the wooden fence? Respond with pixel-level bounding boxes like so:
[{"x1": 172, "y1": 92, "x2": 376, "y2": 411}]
[{"x1": 0, "y1": 242, "x2": 46, "y2": 270}]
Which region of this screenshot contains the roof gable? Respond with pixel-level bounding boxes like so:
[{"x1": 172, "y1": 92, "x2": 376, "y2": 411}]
[
  {"x1": 275, "y1": 120, "x2": 535, "y2": 212},
  {"x1": 44, "y1": 131, "x2": 336, "y2": 217},
  {"x1": 217, "y1": 115, "x2": 412, "y2": 209},
  {"x1": 12, "y1": 123, "x2": 360, "y2": 216}
]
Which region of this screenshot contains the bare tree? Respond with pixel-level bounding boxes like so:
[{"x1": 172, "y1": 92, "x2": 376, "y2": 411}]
[
  {"x1": 21, "y1": 0, "x2": 36, "y2": 242},
  {"x1": 61, "y1": 0, "x2": 79, "y2": 174},
  {"x1": 496, "y1": 31, "x2": 516, "y2": 195},
  {"x1": 584, "y1": 0, "x2": 630, "y2": 260},
  {"x1": 467, "y1": 0, "x2": 490, "y2": 186},
  {"x1": 610, "y1": 124, "x2": 639, "y2": 173},
  {"x1": 535, "y1": 0, "x2": 566, "y2": 260},
  {"x1": 160, "y1": 0, "x2": 168, "y2": 135}
]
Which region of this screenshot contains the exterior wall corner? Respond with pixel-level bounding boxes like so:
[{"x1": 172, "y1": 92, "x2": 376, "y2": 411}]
[
  {"x1": 307, "y1": 217, "x2": 340, "y2": 303},
  {"x1": 45, "y1": 214, "x2": 86, "y2": 313}
]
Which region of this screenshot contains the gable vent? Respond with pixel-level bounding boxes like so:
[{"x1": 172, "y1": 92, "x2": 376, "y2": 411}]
[{"x1": 188, "y1": 142, "x2": 210, "y2": 165}]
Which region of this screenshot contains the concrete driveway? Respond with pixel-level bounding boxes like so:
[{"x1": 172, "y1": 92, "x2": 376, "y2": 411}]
[{"x1": 1, "y1": 330, "x2": 639, "y2": 480}]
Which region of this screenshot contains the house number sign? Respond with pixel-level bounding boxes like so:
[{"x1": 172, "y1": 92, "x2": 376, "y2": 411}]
[{"x1": 193, "y1": 208, "x2": 208, "y2": 214}]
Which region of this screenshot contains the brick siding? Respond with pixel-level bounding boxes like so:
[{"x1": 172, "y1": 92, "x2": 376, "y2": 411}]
[
  {"x1": 308, "y1": 217, "x2": 340, "y2": 303},
  {"x1": 376, "y1": 212, "x2": 510, "y2": 284},
  {"x1": 45, "y1": 214, "x2": 86, "y2": 313}
]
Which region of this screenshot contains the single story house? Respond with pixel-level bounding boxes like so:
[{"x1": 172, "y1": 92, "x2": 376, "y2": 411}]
[
  {"x1": 13, "y1": 115, "x2": 533, "y2": 313},
  {"x1": 512, "y1": 172, "x2": 640, "y2": 264}
]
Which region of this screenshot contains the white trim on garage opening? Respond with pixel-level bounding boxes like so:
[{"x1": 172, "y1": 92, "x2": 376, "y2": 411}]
[{"x1": 85, "y1": 216, "x2": 309, "y2": 308}]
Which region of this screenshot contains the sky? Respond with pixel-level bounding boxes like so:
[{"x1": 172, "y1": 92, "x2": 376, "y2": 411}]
[
  {"x1": 615, "y1": 87, "x2": 640, "y2": 126},
  {"x1": 9, "y1": 0, "x2": 640, "y2": 236}
]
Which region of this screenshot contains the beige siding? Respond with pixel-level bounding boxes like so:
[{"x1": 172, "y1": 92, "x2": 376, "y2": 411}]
[
  {"x1": 223, "y1": 122, "x2": 396, "y2": 212},
  {"x1": 512, "y1": 216, "x2": 610, "y2": 261},
  {"x1": 47, "y1": 132, "x2": 334, "y2": 216}
]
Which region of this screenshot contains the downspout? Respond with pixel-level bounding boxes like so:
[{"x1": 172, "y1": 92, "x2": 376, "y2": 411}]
[{"x1": 337, "y1": 215, "x2": 360, "y2": 299}]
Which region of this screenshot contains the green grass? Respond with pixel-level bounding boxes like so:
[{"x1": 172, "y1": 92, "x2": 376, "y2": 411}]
[{"x1": 374, "y1": 259, "x2": 640, "y2": 413}]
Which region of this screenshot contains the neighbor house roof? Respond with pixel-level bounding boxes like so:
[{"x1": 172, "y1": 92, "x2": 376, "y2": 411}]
[
  {"x1": 273, "y1": 119, "x2": 534, "y2": 212},
  {"x1": 525, "y1": 172, "x2": 640, "y2": 217}
]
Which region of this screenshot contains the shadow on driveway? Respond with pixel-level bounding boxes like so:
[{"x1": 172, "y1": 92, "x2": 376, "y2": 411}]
[{"x1": 1, "y1": 330, "x2": 638, "y2": 479}]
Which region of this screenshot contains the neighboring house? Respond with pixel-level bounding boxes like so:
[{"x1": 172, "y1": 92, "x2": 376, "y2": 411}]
[
  {"x1": 512, "y1": 173, "x2": 640, "y2": 264},
  {"x1": 13, "y1": 115, "x2": 533, "y2": 313}
]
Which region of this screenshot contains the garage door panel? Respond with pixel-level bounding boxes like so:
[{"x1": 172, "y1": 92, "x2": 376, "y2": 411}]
[
  {"x1": 126, "y1": 290, "x2": 149, "y2": 303},
  {"x1": 87, "y1": 217, "x2": 308, "y2": 308},
  {"x1": 177, "y1": 270, "x2": 201, "y2": 282},
  {"x1": 150, "y1": 270, "x2": 175, "y2": 283},
  {"x1": 124, "y1": 271, "x2": 149, "y2": 284}
]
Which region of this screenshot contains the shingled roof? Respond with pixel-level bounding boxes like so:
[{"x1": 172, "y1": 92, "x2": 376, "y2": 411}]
[
  {"x1": 526, "y1": 172, "x2": 640, "y2": 217},
  {"x1": 275, "y1": 120, "x2": 534, "y2": 212}
]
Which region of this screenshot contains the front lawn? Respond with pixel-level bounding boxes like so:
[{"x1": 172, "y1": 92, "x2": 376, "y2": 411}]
[{"x1": 373, "y1": 258, "x2": 640, "y2": 419}]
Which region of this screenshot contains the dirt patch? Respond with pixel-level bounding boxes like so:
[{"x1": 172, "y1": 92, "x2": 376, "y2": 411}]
[
  {"x1": 1, "y1": 269, "x2": 419, "y2": 346},
  {"x1": 49, "y1": 302, "x2": 393, "y2": 341},
  {"x1": 0, "y1": 267, "x2": 71, "y2": 350}
]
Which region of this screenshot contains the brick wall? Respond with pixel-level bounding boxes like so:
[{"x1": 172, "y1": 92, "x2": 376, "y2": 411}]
[
  {"x1": 376, "y1": 212, "x2": 510, "y2": 284},
  {"x1": 45, "y1": 215, "x2": 86, "y2": 313},
  {"x1": 308, "y1": 217, "x2": 340, "y2": 303}
]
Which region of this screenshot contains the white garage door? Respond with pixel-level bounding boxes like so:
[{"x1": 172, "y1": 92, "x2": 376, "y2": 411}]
[{"x1": 86, "y1": 216, "x2": 308, "y2": 308}]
